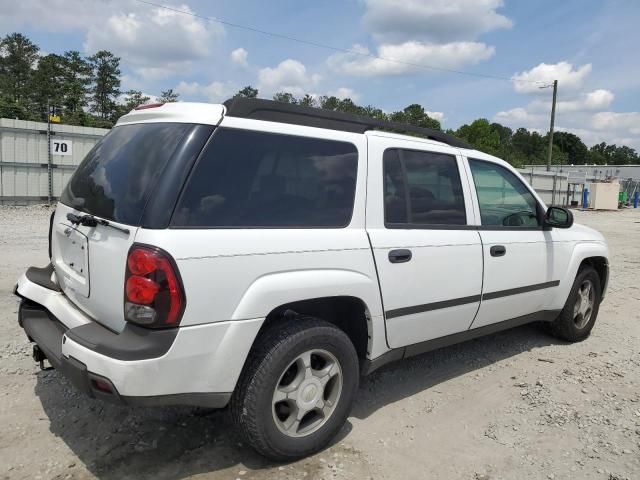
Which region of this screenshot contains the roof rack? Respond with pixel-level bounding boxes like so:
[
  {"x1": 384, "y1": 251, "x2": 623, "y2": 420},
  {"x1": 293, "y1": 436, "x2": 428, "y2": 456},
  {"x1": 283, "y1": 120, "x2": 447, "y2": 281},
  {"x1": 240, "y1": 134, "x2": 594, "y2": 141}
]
[{"x1": 223, "y1": 97, "x2": 471, "y2": 149}]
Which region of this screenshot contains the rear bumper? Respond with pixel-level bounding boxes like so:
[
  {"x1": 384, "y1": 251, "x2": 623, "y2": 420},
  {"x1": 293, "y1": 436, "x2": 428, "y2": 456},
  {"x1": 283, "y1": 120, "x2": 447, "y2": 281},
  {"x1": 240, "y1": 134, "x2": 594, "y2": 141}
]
[{"x1": 15, "y1": 266, "x2": 264, "y2": 408}]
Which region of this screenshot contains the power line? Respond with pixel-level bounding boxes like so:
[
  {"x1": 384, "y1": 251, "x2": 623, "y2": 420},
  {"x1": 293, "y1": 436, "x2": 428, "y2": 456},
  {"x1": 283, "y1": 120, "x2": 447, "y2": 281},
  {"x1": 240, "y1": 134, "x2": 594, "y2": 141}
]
[{"x1": 133, "y1": 0, "x2": 549, "y2": 85}]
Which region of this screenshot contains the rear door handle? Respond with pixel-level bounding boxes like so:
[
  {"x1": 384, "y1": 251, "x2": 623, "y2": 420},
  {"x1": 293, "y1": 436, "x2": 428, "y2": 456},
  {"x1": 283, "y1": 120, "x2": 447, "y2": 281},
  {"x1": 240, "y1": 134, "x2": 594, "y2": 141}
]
[
  {"x1": 490, "y1": 245, "x2": 506, "y2": 257},
  {"x1": 389, "y1": 249, "x2": 412, "y2": 263}
]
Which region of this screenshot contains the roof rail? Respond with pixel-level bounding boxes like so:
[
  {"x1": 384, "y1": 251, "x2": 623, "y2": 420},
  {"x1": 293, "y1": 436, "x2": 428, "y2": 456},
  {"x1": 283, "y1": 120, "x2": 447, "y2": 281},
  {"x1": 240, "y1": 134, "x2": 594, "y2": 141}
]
[{"x1": 223, "y1": 97, "x2": 471, "y2": 149}]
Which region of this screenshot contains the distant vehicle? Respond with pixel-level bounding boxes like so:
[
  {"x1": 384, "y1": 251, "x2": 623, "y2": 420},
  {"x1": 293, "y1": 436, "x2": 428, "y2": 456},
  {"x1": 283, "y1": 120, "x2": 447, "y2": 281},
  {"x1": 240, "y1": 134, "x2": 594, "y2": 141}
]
[{"x1": 15, "y1": 98, "x2": 609, "y2": 460}]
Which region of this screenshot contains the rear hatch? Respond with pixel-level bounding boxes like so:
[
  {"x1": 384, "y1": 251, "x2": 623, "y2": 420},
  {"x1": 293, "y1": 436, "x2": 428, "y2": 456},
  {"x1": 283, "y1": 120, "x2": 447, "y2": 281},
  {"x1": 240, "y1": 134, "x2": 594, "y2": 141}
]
[{"x1": 51, "y1": 122, "x2": 203, "y2": 332}]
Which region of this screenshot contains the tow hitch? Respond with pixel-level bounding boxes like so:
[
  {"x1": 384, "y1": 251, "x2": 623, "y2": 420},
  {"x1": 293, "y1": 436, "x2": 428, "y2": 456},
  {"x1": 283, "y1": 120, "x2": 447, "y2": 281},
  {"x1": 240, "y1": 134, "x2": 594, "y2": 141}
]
[{"x1": 32, "y1": 345, "x2": 53, "y2": 371}]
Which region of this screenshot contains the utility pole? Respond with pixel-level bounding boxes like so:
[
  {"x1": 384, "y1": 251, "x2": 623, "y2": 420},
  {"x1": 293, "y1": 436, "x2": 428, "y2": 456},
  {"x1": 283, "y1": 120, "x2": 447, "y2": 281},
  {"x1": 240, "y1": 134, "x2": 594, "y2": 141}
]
[
  {"x1": 46, "y1": 102, "x2": 53, "y2": 204},
  {"x1": 546, "y1": 79, "x2": 558, "y2": 172}
]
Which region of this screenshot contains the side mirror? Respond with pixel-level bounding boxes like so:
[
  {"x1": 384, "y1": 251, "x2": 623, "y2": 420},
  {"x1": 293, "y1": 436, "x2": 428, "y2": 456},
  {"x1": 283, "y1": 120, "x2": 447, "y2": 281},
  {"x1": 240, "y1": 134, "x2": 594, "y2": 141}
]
[{"x1": 544, "y1": 206, "x2": 573, "y2": 229}]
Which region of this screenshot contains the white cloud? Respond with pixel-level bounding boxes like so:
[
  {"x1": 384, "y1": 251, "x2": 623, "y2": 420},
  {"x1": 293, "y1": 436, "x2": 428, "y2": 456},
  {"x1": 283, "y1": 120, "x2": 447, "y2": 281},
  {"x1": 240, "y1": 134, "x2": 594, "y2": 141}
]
[
  {"x1": 0, "y1": 0, "x2": 109, "y2": 32},
  {"x1": 328, "y1": 41, "x2": 494, "y2": 76},
  {"x1": 327, "y1": 87, "x2": 361, "y2": 101},
  {"x1": 512, "y1": 62, "x2": 592, "y2": 93},
  {"x1": 494, "y1": 107, "x2": 546, "y2": 125},
  {"x1": 426, "y1": 111, "x2": 445, "y2": 122},
  {"x1": 1, "y1": 1, "x2": 225, "y2": 82},
  {"x1": 328, "y1": 0, "x2": 506, "y2": 78},
  {"x1": 363, "y1": 0, "x2": 512, "y2": 43},
  {"x1": 230, "y1": 48, "x2": 248, "y2": 67},
  {"x1": 591, "y1": 111, "x2": 640, "y2": 133},
  {"x1": 500, "y1": 59, "x2": 639, "y2": 150},
  {"x1": 175, "y1": 80, "x2": 236, "y2": 102},
  {"x1": 558, "y1": 89, "x2": 614, "y2": 112},
  {"x1": 258, "y1": 59, "x2": 321, "y2": 97},
  {"x1": 494, "y1": 105, "x2": 640, "y2": 151},
  {"x1": 84, "y1": 4, "x2": 223, "y2": 80},
  {"x1": 526, "y1": 89, "x2": 615, "y2": 114}
]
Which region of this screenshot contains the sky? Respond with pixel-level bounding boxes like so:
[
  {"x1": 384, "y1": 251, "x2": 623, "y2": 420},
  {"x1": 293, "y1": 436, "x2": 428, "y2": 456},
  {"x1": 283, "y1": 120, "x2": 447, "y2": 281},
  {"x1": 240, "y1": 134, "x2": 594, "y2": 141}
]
[{"x1": 3, "y1": 0, "x2": 640, "y2": 150}]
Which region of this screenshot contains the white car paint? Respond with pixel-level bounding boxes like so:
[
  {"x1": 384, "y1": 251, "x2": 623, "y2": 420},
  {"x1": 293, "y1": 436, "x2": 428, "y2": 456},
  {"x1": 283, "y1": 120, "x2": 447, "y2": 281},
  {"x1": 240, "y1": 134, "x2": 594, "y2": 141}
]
[{"x1": 16, "y1": 102, "x2": 609, "y2": 401}]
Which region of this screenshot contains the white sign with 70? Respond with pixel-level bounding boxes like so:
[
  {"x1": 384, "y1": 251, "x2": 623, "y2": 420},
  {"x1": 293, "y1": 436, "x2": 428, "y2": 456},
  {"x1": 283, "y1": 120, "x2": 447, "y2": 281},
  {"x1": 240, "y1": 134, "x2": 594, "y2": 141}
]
[{"x1": 51, "y1": 139, "x2": 72, "y2": 156}]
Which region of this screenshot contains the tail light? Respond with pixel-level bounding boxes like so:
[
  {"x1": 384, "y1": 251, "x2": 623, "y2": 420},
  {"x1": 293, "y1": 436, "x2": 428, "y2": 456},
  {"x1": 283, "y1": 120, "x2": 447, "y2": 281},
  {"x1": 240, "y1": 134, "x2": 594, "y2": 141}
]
[{"x1": 124, "y1": 245, "x2": 185, "y2": 328}]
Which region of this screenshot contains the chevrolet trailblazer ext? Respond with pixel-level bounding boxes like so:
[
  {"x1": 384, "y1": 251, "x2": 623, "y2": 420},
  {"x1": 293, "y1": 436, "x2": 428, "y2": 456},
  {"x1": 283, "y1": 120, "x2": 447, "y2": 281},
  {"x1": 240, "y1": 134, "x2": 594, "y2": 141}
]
[{"x1": 15, "y1": 98, "x2": 609, "y2": 460}]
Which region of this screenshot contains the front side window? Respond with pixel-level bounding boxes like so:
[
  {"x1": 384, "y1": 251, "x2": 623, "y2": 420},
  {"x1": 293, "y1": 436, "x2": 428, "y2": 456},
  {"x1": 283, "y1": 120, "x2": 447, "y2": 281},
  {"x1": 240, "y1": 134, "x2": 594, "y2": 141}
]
[
  {"x1": 468, "y1": 159, "x2": 539, "y2": 228},
  {"x1": 383, "y1": 148, "x2": 466, "y2": 226},
  {"x1": 172, "y1": 128, "x2": 358, "y2": 227}
]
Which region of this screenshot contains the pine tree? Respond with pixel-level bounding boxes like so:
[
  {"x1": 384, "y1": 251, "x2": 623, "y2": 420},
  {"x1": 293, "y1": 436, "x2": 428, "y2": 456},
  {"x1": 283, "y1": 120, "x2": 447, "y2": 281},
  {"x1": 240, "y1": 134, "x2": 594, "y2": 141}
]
[
  {"x1": 89, "y1": 50, "x2": 121, "y2": 123},
  {"x1": 0, "y1": 33, "x2": 39, "y2": 119}
]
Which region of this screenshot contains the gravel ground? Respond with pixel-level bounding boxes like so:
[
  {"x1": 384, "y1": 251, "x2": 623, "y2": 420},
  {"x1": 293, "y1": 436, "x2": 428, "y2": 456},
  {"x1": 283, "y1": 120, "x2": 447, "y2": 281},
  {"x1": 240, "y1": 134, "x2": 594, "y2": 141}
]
[{"x1": 0, "y1": 205, "x2": 639, "y2": 480}]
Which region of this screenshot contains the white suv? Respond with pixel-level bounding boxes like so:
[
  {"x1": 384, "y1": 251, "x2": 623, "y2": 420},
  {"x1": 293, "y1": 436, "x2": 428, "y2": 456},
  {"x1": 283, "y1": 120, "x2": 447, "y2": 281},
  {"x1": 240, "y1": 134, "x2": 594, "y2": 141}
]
[{"x1": 15, "y1": 98, "x2": 609, "y2": 460}]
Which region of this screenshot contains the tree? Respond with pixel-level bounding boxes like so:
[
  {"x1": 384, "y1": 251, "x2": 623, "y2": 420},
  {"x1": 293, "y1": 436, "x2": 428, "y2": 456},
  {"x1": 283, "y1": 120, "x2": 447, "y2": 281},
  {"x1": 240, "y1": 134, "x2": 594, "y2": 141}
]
[
  {"x1": 29, "y1": 54, "x2": 65, "y2": 121},
  {"x1": 390, "y1": 104, "x2": 441, "y2": 130},
  {"x1": 159, "y1": 88, "x2": 179, "y2": 103},
  {"x1": 553, "y1": 131, "x2": 588, "y2": 165},
  {"x1": 610, "y1": 145, "x2": 638, "y2": 165},
  {"x1": 298, "y1": 94, "x2": 316, "y2": 107},
  {"x1": 234, "y1": 86, "x2": 258, "y2": 98},
  {"x1": 512, "y1": 128, "x2": 546, "y2": 164},
  {"x1": 273, "y1": 92, "x2": 298, "y2": 104},
  {"x1": 456, "y1": 119, "x2": 501, "y2": 156},
  {"x1": 61, "y1": 51, "x2": 92, "y2": 123},
  {"x1": 361, "y1": 105, "x2": 387, "y2": 120},
  {"x1": 89, "y1": 50, "x2": 121, "y2": 122},
  {"x1": 0, "y1": 33, "x2": 39, "y2": 119},
  {"x1": 491, "y1": 122, "x2": 513, "y2": 145},
  {"x1": 114, "y1": 90, "x2": 151, "y2": 117},
  {"x1": 319, "y1": 95, "x2": 340, "y2": 111}
]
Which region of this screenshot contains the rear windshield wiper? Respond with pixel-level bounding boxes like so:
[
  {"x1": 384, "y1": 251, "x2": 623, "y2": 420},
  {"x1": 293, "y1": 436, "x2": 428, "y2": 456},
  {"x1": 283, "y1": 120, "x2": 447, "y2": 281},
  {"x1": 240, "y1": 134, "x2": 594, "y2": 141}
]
[{"x1": 66, "y1": 213, "x2": 130, "y2": 235}]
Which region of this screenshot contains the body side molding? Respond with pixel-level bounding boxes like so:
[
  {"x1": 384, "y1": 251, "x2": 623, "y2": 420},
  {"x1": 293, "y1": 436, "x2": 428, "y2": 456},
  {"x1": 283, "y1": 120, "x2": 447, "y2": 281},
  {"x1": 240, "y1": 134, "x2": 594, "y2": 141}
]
[{"x1": 385, "y1": 280, "x2": 560, "y2": 320}]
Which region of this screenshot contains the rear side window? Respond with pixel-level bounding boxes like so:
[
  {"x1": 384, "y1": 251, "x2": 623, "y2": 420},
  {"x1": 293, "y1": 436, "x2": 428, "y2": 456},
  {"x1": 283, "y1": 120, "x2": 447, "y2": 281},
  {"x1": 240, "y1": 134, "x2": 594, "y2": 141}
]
[
  {"x1": 383, "y1": 148, "x2": 466, "y2": 226},
  {"x1": 172, "y1": 128, "x2": 358, "y2": 228},
  {"x1": 60, "y1": 123, "x2": 193, "y2": 225}
]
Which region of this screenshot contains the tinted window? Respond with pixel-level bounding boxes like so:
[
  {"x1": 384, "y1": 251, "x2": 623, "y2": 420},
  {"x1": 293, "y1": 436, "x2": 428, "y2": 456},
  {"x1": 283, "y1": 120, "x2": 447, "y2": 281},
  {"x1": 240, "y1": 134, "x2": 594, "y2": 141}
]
[
  {"x1": 383, "y1": 149, "x2": 466, "y2": 226},
  {"x1": 469, "y1": 159, "x2": 539, "y2": 227},
  {"x1": 60, "y1": 123, "x2": 192, "y2": 225},
  {"x1": 172, "y1": 128, "x2": 358, "y2": 227}
]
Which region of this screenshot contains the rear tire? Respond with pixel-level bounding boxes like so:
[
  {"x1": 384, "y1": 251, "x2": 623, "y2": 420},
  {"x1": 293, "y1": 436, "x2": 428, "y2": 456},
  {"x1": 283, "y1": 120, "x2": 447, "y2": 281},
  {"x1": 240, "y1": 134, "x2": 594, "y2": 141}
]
[
  {"x1": 231, "y1": 317, "x2": 359, "y2": 461},
  {"x1": 550, "y1": 266, "x2": 601, "y2": 342}
]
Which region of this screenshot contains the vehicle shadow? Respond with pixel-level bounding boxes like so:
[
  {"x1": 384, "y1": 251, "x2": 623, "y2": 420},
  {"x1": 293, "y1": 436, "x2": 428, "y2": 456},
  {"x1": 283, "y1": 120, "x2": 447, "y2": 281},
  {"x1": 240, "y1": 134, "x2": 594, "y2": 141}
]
[
  {"x1": 353, "y1": 323, "x2": 562, "y2": 419},
  {"x1": 34, "y1": 323, "x2": 561, "y2": 479}
]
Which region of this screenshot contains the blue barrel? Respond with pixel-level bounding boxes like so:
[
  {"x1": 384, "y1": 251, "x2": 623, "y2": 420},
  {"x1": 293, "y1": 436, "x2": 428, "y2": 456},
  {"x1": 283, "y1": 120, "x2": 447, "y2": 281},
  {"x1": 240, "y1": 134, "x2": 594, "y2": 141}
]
[
  {"x1": 634, "y1": 191, "x2": 639, "y2": 208},
  {"x1": 582, "y1": 188, "x2": 589, "y2": 209}
]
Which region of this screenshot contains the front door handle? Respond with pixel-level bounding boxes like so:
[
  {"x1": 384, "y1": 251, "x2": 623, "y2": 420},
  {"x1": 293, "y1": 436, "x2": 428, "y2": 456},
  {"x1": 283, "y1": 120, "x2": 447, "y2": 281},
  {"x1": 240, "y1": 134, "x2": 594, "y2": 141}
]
[
  {"x1": 490, "y1": 245, "x2": 506, "y2": 257},
  {"x1": 389, "y1": 249, "x2": 412, "y2": 263}
]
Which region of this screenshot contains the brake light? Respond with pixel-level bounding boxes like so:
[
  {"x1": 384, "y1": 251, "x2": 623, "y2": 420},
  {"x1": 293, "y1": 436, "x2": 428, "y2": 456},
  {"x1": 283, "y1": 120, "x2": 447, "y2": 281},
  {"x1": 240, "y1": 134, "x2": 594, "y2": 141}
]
[
  {"x1": 134, "y1": 103, "x2": 164, "y2": 110},
  {"x1": 124, "y1": 245, "x2": 185, "y2": 328}
]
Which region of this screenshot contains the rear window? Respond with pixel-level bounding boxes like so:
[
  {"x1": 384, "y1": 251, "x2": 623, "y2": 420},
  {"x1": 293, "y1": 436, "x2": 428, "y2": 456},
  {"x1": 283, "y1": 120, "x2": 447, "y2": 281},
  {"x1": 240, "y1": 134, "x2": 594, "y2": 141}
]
[
  {"x1": 60, "y1": 123, "x2": 193, "y2": 225},
  {"x1": 172, "y1": 128, "x2": 358, "y2": 228}
]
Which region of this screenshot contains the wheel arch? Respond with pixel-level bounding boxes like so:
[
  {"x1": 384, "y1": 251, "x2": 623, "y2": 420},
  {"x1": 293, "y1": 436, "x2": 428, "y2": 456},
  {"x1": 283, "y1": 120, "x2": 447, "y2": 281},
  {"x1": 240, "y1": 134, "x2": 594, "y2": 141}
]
[
  {"x1": 549, "y1": 242, "x2": 609, "y2": 310},
  {"x1": 258, "y1": 295, "x2": 372, "y2": 361},
  {"x1": 578, "y1": 255, "x2": 609, "y2": 299}
]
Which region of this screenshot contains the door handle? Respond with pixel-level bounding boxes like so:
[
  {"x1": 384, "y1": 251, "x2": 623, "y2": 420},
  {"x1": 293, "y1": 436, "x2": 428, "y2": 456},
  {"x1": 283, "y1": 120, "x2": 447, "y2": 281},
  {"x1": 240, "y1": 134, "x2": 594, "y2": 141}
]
[
  {"x1": 389, "y1": 249, "x2": 412, "y2": 263},
  {"x1": 490, "y1": 245, "x2": 506, "y2": 257}
]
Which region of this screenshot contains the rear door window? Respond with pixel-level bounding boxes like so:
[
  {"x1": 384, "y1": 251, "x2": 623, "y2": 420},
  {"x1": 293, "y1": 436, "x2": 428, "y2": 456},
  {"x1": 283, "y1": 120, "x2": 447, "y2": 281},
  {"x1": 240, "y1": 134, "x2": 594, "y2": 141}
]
[
  {"x1": 60, "y1": 123, "x2": 193, "y2": 225},
  {"x1": 383, "y1": 148, "x2": 466, "y2": 226},
  {"x1": 172, "y1": 128, "x2": 358, "y2": 228}
]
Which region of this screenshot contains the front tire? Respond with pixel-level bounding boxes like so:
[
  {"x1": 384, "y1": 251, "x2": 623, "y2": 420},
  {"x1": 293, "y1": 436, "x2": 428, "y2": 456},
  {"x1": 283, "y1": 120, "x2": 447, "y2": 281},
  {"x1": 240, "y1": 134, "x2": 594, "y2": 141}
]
[
  {"x1": 231, "y1": 317, "x2": 359, "y2": 461},
  {"x1": 550, "y1": 266, "x2": 601, "y2": 342}
]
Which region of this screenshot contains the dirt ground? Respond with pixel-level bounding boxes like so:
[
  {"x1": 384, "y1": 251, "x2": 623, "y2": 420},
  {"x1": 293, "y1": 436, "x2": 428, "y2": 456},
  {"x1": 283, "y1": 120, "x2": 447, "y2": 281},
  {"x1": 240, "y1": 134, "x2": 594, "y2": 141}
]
[{"x1": 0, "y1": 206, "x2": 639, "y2": 480}]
